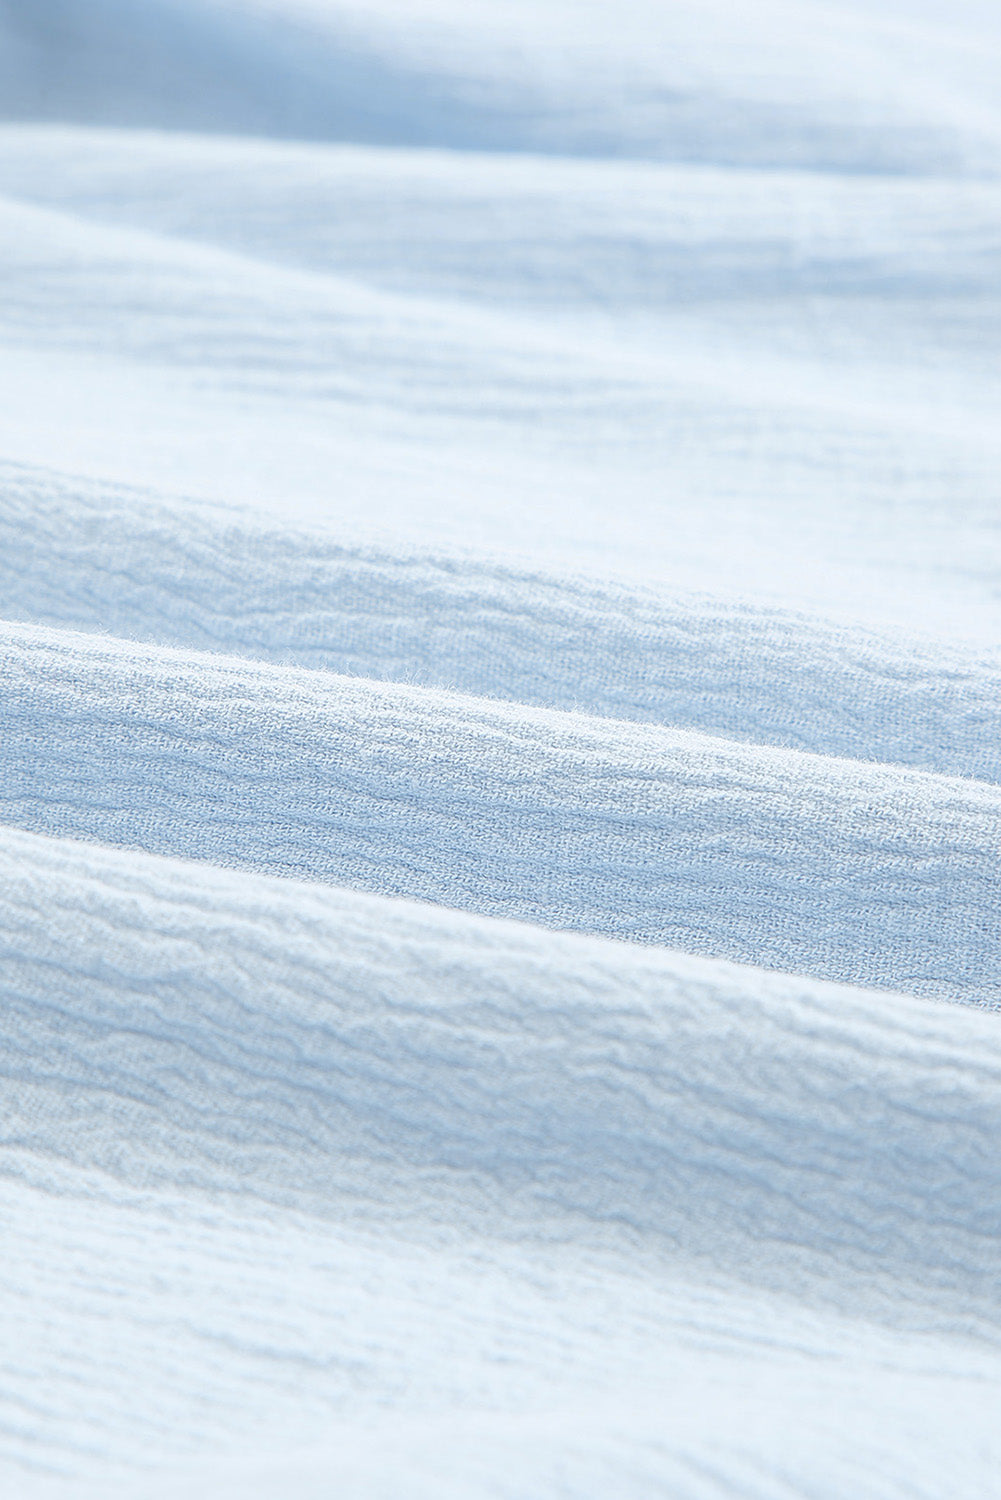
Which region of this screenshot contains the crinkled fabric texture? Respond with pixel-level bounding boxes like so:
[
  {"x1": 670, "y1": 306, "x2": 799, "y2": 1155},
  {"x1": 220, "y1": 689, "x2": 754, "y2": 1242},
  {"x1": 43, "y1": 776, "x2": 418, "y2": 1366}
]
[{"x1": 1, "y1": 3, "x2": 1001, "y2": 1497}]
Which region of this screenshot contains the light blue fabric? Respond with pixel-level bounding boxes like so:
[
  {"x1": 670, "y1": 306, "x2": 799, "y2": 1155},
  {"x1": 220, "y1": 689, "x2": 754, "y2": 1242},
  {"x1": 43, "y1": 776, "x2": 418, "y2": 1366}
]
[{"x1": 2, "y1": 3, "x2": 1001, "y2": 1495}]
